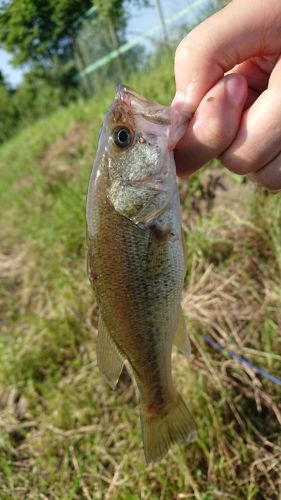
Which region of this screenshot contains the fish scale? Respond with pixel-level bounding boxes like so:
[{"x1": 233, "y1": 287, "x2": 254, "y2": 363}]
[{"x1": 86, "y1": 85, "x2": 197, "y2": 463}]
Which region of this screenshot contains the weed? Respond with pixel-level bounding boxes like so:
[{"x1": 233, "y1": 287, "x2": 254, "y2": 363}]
[{"x1": 0, "y1": 59, "x2": 280, "y2": 498}]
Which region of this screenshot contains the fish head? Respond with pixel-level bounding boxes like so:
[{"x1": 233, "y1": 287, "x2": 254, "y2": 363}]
[{"x1": 91, "y1": 85, "x2": 191, "y2": 226}]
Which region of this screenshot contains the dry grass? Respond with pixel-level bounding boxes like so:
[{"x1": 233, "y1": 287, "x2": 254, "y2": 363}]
[{"x1": 0, "y1": 69, "x2": 281, "y2": 498}]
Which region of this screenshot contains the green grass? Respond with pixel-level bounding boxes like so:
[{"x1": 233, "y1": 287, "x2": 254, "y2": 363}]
[{"x1": 0, "y1": 57, "x2": 281, "y2": 499}]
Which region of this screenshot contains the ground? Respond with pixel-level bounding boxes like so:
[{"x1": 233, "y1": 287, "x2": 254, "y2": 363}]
[{"x1": 0, "y1": 60, "x2": 280, "y2": 499}]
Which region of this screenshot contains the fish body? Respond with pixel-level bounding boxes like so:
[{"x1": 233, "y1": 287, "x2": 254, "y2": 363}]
[{"x1": 86, "y1": 86, "x2": 197, "y2": 462}]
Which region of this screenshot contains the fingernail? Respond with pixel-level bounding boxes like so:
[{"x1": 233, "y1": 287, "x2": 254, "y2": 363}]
[
  {"x1": 172, "y1": 87, "x2": 195, "y2": 113},
  {"x1": 226, "y1": 76, "x2": 245, "y2": 106},
  {"x1": 171, "y1": 91, "x2": 186, "y2": 110},
  {"x1": 184, "y1": 82, "x2": 197, "y2": 110}
]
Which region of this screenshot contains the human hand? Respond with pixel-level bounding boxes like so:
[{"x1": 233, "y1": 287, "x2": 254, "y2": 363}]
[{"x1": 173, "y1": 0, "x2": 281, "y2": 191}]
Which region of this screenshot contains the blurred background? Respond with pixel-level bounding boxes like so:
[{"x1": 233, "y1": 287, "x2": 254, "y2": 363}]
[
  {"x1": 0, "y1": 0, "x2": 280, "y2": 498},
  {"x1": 0, "y1": 0, "x2": 226, "y2": 144}
]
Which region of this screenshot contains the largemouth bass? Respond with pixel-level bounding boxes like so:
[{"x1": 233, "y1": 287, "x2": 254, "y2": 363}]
[{"x1": 86, "y1": 86, "x2": 197, "y2": 463}]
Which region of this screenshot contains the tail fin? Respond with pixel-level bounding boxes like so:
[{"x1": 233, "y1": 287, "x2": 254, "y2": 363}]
[{"x1": 141, "y1": 392, "x2": 197, "y2": 464}]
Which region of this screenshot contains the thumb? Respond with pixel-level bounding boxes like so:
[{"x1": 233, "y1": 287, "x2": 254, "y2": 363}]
[{"x1": 173, "y1": 0, "x2": 281, "y2": 112}]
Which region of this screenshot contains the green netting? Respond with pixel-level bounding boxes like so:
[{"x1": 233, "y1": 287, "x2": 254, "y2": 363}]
[{"x1": 73, "y1": 0, "x2": 227, "y2": 95}]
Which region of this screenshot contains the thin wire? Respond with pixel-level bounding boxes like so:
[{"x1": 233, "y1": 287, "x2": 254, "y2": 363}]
[{"x1": 203, "y1": 335, "x2": 281, "y2": 387}]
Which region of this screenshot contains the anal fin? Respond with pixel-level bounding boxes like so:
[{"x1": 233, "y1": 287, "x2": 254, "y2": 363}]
[
  {"x1": 174, "y1": 309, "x2": 191, "y2": 357},
  {"x1": 97, "y1": 315, "x2": 124, "y2": 389}
]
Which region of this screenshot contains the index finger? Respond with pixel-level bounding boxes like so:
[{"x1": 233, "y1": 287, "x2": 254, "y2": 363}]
[{"x1": 173, "y1": 0, "x2": 281, "y2": 112}]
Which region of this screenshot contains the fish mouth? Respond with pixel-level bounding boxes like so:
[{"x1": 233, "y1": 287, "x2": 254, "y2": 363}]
[
  {"x1": 112, "y1": 84, "x2": 192, "y2": 148},
  {"x1": 116, "y1": 84, "x2": 192, "y2": 126}
]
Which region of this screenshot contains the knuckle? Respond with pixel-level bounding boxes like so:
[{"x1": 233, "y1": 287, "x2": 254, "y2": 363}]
[
  {"x1": 220, "y1": 151, "x2": 253, "y2": 175},
  {"x1": 175, "y1": 38, "x2": 194, "y2": 62},
  {"x1": 175, "y1": 39, "x2": 187, "y2": 59},
  {"x1": 175, "y1": 32, "x2": 204, "y2": 62},
  {"x1": 253, "y1": 169, "x2": 281, "y2": 192},
  {"x1": 253, "y1": 173, "x2": 272, "y2": 190}
]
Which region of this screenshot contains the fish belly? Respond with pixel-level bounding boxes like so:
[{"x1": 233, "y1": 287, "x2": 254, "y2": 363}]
[{"x1": 90, "y1": 196, "x2": 184, "y2": 404}]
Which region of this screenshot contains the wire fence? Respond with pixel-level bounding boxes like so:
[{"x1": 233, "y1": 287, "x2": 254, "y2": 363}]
[{"x1": 74, "y1": 0, "x2": 225, "y2": 95}]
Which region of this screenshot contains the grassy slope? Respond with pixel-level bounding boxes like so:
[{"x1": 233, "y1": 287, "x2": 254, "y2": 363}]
[{"x1": 0, "y1": 58, "x2": 281, "y2": 499}]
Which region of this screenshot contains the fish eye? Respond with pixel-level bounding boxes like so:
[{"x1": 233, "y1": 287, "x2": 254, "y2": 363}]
[{"x1": 112, "y1": 127, "x2": 133, "y2": 148}]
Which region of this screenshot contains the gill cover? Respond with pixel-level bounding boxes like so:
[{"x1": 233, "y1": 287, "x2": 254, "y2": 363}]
[{"x1": 105, "y1": 86, "x2": 190, "y2": 226}]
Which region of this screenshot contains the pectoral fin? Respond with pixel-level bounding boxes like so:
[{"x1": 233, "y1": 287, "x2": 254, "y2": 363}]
[
  {"x1": 97, "y1": 315, "x2": 124, "y2": 389},
  {"x1": 132, "y1": 189, "x2": 171, "y2": 226},
  {"x1": 174, "y1": 309, "x2": 191, "y2": 357},
  {"x1": 141, "y1": 220, "x2": 175, "y2": 242}
]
